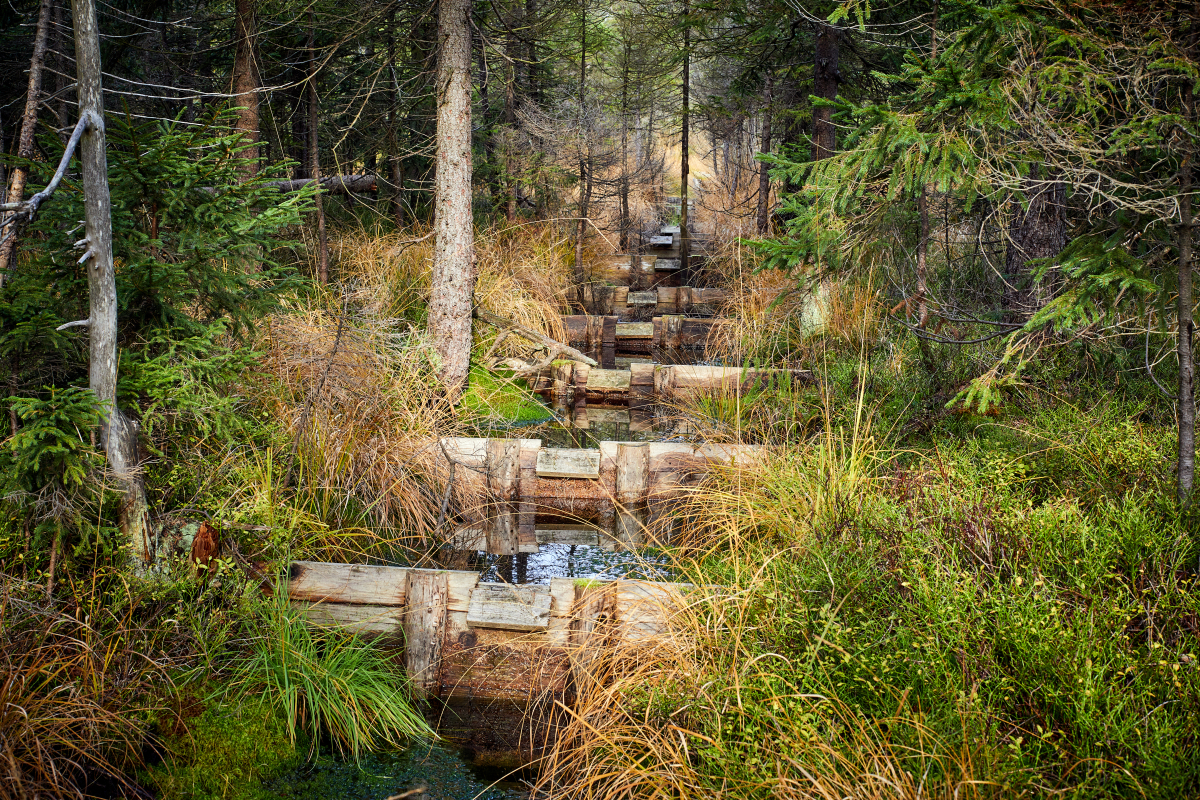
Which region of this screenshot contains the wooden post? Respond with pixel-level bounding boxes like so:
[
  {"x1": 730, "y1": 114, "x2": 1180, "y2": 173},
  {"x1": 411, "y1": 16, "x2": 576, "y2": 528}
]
[
  {"x1": 405, "y1": 569, "x2": 449, "y2": 695},
  {"x1": 518, "y1": 443, "x2": 539, "y2": 553},
  {"x1": 574, "y1": 363, "x2": 591, "y2": 409},
  {"x1": 679, "y1": 286, "x2": 693, "y2": 316},
  {"x1": 615, "y1": 443, "x2": 648, "y2": 548},
  {"x1": 601, "y1": 316, "x2": 617, "y2": 369},
  {"x1": 486, "y1": 439, "x2": 519, "y2": 555},
  {"x1": 664, "y1": 315, "x2": 684, "y2": 350},
  {"x1": 629, "y1": 362, "x2": 655, "y2": 409},
  {"x1": 570, "y1": 581, "x2": 615, "y2": 696}
]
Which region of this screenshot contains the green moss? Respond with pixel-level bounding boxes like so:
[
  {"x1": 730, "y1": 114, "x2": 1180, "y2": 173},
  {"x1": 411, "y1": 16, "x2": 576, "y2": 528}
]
[
  {"x1": 145, "y1": 696, "x2": 303, "y2": 800},
  {"x1": 459, "y1": 366, "x2": 550, "y2": 423}
]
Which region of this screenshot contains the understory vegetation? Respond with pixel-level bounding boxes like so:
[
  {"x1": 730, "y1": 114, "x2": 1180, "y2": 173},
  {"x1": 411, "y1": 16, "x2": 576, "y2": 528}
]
[{"x1": 539, "y1": 315, "x2": 1200, "y2": 799}]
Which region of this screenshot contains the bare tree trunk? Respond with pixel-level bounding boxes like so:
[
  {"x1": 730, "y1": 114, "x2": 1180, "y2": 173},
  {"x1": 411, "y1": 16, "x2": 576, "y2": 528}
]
[
  {"x1": 430, "y1": 0, "x2": 475, "y2": 400},
  {"x1": 53, "y1": 0, "x2": 70, "y2": 134},
  {"x1": 231, "y1": 0, "x2": 260, "y2": 180},
  {"x1": 574, "y1": 0, "x2": 588, "y2": 286},
  {"x1": 387, "y1": 10, "x2": 405, "y2": 228},
  {"x1": 308, "y1": 20, "x2": 329, "y2": 283},
  {"x1": 915, "y1": 0, "x2": 937, "y2": 326},
  {"x1": 0, "y1": 0, "x2": 54, "y2": 281},
  {"x1": 811, "y1": 23, "x2": 840, "y2": 162},
  {"x1": 72, "y1": 0, "x2": 153, "y2": 566},
  {"x1": 679, "y1": 0, "x2": 690, "y2": 273},
  {"x1": 756, "y1": 71, "x2": 773, "y2": 234},
  {"x1": 503, "y1": 3, "x2": 519, "y2": 223},
  {"x1": 1179, "y1": 10, "x2": 1197, "y2": 504},
  {"x1": 619, "y1": 38, "x2": 631, "y2": 250}
]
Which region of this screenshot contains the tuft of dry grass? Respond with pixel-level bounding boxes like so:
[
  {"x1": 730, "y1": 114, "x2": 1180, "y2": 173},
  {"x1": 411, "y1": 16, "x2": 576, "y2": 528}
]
[
  {"x1": 331, "y1": 222, "x2": 572, "y2": 351},
  {"x1": 0, "y1": 582, "x2": 162, "y2": 800},
  {"x1": 255, "y1": 305, "x2": 462, "y2": 555}
]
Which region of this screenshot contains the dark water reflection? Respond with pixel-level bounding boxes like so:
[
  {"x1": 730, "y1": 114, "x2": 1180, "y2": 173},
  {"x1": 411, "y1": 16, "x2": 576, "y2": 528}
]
[{"x1": 265, "y1": 742, "x2": 526, "y2": 800}]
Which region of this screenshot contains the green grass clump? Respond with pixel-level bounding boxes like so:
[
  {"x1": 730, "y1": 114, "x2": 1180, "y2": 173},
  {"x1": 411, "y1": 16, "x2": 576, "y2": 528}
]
[
  {"x1": 231, "y1": 591, "x2": 435, "y2": 759},
  {"x1": 146, "y1": 697, "x2": 300, "y2": 800}
]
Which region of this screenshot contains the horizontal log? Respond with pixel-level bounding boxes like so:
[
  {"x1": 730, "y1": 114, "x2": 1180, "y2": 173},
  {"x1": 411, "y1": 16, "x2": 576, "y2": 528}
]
[
  {"x1": 616, "y1": 322, "x2": 653, "y2": 338},
  {"x1": 262, "y1": 174, "x2": 378, "y2": 194}
]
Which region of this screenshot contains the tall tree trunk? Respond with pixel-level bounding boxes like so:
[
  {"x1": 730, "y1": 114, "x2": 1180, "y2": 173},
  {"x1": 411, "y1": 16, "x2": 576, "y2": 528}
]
[
  {"x1": 573, "y1": 0, "x2": 588, "y2": 286},
  {"x1": 387, "y1": 9, "x2": 405, "y2": 227},
  {"x1": 290, "y1": 73, "x2": 308, "y2": 179},
  {"x1": 231, "y1": 0, "x2": 260, "y2": 180},
  {"x1": 430, "y1": 0, "x2": 475, "y2": 400},
  {"x1": 0, "y1": 0, "x2": 54, "y2": 282},
  {"x1": 1178, "y1": 9, "x2": 1197, "y2": 504},
  {"x1": 916, "y1": 0, "x2": 938, "y2": 326},
  {"x1": 619, "y1": 38, "x2": 631, "y2": 251},
  {"x1": 308, "y1": 20, "x2": 329, "y2": 283},
  {"x1": 1003, "y1": 166, "x2": 1065, "y2": 319},
  {"x1": 72, "y1": 0, "x2": 152, "y2": 565},
  {"x1": 811, "y1": 23, "x2": 840, "y2": 162},
  {"x1": 53, "y1": 0, "x2": 70, "y2": 135},
  {"x1": 503, "y1": 2, "x2": 519, "y2": 223},
  {"x1": 756, "y1": 71, "x2": 773, "y2": 234},
  {"x1": 679, "y1": 0, "x2": 690, "y2": 274}
]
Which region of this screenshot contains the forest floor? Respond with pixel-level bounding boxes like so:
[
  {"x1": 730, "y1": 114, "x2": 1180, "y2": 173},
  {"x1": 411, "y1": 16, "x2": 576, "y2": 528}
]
[{"x1": 4, "y1": 222, "x2": 1198, "y2": 800}]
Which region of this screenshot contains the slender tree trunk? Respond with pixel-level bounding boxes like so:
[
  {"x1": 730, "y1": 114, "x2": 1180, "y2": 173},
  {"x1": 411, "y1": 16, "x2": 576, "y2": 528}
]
[
  {"x1": 387, "y1": 10, "x2": 405, "y2": 227},
  {"x1": 756, "y1": 71, "x2": 773, "y2": 234},
  {"x1": 1179, "y1": 13, "x2": 1197, "y2": 504},
  {"x1": 53, "y1": 0, "x2": 70, "y2": 134},
  {"x1": 72, "y1": 0, "x2": 152, "y2": 565},
  {"x1": 291, "y1": 72, "x2": 308, "y2": 179},
  {"x1": 680, "y1": 0, "x2": 690, "y2": 273},
  {"x1": 0, "y1": 0, "x2": 54, "y2": 281},
  {"x1": 916, "y1": 0, "x2": 938, "y2": 326},
  {"x1": 308, "y1": 20, "x2": 328, "y2": 283},
  {"x1": 811, "y1": 23, "x2": 840, "y2": 161},
  {"x1": 619, "y1": 39, "x2": 631, "y2": 251},
  {"x1": 504, "y1": 3, "x2": 519, "y2": 223},
  {"x1": 231, "y1": 0, "x2": 259, "y2": 180},
  {"x1": 574, "y1": 0, "x2": 588, "y2": 286},
  {"x1": 430, "y1": 0, "x2": 475, "y2": 400}
]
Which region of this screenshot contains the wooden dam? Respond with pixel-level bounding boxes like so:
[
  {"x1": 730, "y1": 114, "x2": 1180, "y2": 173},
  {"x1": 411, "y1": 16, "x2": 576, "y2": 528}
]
[{"x1": 290, "y1": 223, "x2": 779, "y2": 752}]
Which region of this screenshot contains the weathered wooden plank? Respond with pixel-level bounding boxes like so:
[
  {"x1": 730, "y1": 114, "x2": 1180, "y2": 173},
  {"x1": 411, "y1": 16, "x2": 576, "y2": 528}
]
[
  {"x1": 288, "y1": 561, "x2": 409, "y2": 606},
  {"x1": 535, "y1": 525, "x2": 601, "y2": 546},
  {"x1": 615, "y1": 442, "x2": 650, "y2": 505},
  {"x1": 647, "y1": 235, "x2": 673, "y2": 247},
  {"x1": 536, "y1": 447, "x2": 601, "y2": 479},
  {"x1": 586, "y1": 369, "x2": 632, "y2": 390},
  {"x1": 615, "y1": 322, "x2": 653, "y2": 338},
  {"x1": 583, "y1": 406, "x2": 630, "y2": 424},
  {"x1": 440, "y1": 627, "x2": 570, "y2": 700},
  {"x1": 614, "y1": 580, "x2": 681, "y2": 642},
  {"x1": 466, "y1": 583, "x2": 553, "y2": 631},
  {"x1": 655, "y1": 258, "x2": 681, "y2": 271},
  {"x1": 627, "y1": 291, "x2": 657, "y2": 306},
  {"x1": 405, "y1": 570, "x2": 449, "y2": 694},
  {"x1": 295, "y1": 600, "x2": 405, "y2": 636}
]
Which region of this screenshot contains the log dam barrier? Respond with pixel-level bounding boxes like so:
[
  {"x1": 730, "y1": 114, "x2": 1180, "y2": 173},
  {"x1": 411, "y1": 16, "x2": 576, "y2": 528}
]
[{"x1": 288, "y1": 561, "x2": 690, "y2": 701}]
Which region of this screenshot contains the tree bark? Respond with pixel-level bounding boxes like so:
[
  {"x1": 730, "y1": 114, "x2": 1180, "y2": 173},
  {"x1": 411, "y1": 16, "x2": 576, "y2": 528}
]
[
  {"x1": 916, "y1": 0, "x2": 938, "y2": 327},
  {"x1": 0, "y1": 0, "x2": 54, "y2": 281},
  {"x1": 231, "y1": 0, "x2": 260, "y2": 180},
  {"x1": 308, "y1": 19, "x2": 329, "y2": 283},
  {"x1": 72, "y1": 0, "x2": 153, "y2": 566},
  {"x1": 387, "y1": 9, "x2": 406, "y2": 228},
  {"x1": 1179, "y1": 17, "x2": 1197, "y2": 504},
  {"x1": 430, "y1": 0, "x2": 475, "y2": 401},
  {"x1": 679, "y1": 0, "x2": 690, "y2": 273},
  {"x1": 1003, "y1": 166, "x2": 1065, "y2": 319},
  {"x1": 811, "y1": 23, "x2": 840, "y2": 162},
  {"x1": 756, "y1": 71, "x2": 773, "y2": 234},
  {"x1": 619, "y1": 38, "x2": 631, "y2": 250},
  {"x1": 574, "y1": 0, "x2": 588, "y2": 287}
]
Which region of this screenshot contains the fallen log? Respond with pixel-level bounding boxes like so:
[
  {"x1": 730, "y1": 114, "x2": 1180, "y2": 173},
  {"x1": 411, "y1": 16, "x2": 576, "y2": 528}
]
[
  {"x1": 474, "y1": 307, "x2": 598, "y2": 367},
  {"x1": 261, "y1": 174, "x2": 379, "y2": 194}
]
